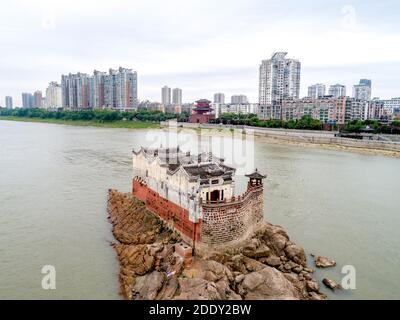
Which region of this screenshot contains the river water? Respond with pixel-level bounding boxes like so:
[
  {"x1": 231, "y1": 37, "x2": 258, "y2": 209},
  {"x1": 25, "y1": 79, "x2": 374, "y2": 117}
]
[{"x1": 0, "y1": 120, "x2": 399, "y2": 300}]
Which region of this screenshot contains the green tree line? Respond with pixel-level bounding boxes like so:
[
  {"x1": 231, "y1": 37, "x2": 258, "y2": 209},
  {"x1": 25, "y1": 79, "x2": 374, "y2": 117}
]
[
  {"x1": 213, "y1": 113, "x2": 400, "y2": 133},
  {"x1": 212, "y1": 113, "x2": 324, "y2": 130},
  {"x1": 0, "y1": 108, "x2": 188, "y2": 123},
  {"x1": 344, "y1": 119, "x2": 400, "y2": 134}
]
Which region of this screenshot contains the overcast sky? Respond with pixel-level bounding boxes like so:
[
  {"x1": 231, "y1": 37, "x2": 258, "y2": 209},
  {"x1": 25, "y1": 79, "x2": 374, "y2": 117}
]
[{"x1": 1, "y1": 0, "x2": 400, "y2": 106}]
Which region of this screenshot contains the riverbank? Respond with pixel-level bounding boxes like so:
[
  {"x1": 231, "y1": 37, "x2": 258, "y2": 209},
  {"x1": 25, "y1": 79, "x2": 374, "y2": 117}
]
[
  {"x1": 0, "y1": 116, "x2": 160, "y2": 129},
  {"x1": 107, "y1": 190, "x2": 328, "y2": 300},
  {"x1": 2, "y1": 116, "x2": 399, "y2": 158},
  {"x1": 163, "y1": 122, "x2": 400, "y2": 159},
  {"x1": 256, "y1": 135, "x2": 400, "y2": 159}
]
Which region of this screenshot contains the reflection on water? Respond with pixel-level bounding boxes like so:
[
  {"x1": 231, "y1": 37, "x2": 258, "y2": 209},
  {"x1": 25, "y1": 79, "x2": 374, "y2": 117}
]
[{"x1": 0, "y1": 120, "x2": 399, "y2": 300}]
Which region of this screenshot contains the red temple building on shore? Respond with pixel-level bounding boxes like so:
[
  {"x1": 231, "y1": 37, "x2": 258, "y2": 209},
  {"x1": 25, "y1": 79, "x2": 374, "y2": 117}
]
[
  {"x1": 189, "y1": 99, "x2": 215, "y2": 124},
  {"x1": 132, "y1": 147, "x2": 266, "y2": 252}
]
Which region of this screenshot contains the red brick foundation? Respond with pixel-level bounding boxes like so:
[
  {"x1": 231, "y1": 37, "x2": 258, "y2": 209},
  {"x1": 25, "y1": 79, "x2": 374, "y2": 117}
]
[
  {"x1": 189, "y1": 113, "x2": 215, "y2": 124},
  {"x1": 133, "y1": 179, "x2": 201, "y2": 245},
  {"x1": 133, "y1": 178, "x2": 264, "y2": 248}
]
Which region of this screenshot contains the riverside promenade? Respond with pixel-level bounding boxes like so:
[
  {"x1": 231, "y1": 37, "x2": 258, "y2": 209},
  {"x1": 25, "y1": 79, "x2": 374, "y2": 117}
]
[{"x1": 161, "y1": 121, "x2": 400, "y2": 153}]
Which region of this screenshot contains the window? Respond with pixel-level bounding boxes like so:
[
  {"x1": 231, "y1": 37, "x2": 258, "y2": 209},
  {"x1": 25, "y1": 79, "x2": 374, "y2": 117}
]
[{"x1": 221, "y1": 190, "x2": 224, "y2": 201}]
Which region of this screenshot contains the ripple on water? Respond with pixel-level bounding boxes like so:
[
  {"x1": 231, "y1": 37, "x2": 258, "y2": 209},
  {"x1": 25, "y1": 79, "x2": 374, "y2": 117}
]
[{"x1": 0, "y1": 121, "x2": 399, "y2": 300}]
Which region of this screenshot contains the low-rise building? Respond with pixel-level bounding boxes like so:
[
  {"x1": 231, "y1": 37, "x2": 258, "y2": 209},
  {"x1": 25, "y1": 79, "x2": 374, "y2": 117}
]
[
  {"x1": 345, "y1": 98, "x2": 369, "y2": 122},
  {"x1": 257, "y1": 104, "x2": 282, "y2": 120},
  {"x1": 383, "y1": 97, "x2": 400, "y2": 112},
  {"x1": 367, "y1": 99, "x2": 394, "y2": 121},
  {"x1": 282, "y1": 97, "x2": 346, "y2": 124},
  {"x1": 138, "y1": 100, "x2": 162, "y2": 111},
  {"x1": 214, "y1": 103, "x2": 259, "y2": 117},
  {"x1": 181, "y1": 103, "x2": 194, "y2": 115}
]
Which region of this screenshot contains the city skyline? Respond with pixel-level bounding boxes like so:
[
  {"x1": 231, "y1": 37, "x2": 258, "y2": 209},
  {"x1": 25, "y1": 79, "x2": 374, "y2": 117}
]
[{"x1": 2, "y1": 0, "x2": 400, "y2": 105}]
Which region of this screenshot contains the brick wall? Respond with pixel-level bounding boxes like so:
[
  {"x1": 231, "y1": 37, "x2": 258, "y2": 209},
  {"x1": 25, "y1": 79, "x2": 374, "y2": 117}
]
[
  {"x1": 200, "y1": 186, "x2": 264, "y2": 246},
  {"x1": 133, "y1": 179, "x2": 201, "y2": 245},
  {"x1": 189, "y1": 113, "x2": 215, "y2": 124},
  {"x1": 133, "y1": 178, "x2": 265, "y2": 248}
]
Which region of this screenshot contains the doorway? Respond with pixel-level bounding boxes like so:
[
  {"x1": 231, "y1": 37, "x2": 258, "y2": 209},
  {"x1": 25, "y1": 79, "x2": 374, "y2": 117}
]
[{"x1": 210, "y1": 190, "x2": 220, "y2": 202}]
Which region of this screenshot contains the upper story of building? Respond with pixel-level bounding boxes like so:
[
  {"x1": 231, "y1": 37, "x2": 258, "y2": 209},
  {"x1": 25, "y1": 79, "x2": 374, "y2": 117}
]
[{"x1": 132, "y1": 147, "x2": 236, "y2": 222}]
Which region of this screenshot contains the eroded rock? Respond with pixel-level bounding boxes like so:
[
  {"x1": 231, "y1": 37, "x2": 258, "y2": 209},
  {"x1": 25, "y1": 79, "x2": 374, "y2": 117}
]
[
  {"x1": 133, "y1": 271, "x2": 165, "y2": 300},
  {"x1": 108, "y1": 190, "x2": 328, "y2": 301},
  {"x1": 323, "y1": 278, "x2": 341, "y2": 290},
  {"x1": 242, "y1": 267, "x2": 301, "y2": 300},
  {"x1": 175, "y1": 278, "x2": 221, "y2": 300},
  {"x1": 315, "y1": 256, "x2": 337, "y2": 268}
]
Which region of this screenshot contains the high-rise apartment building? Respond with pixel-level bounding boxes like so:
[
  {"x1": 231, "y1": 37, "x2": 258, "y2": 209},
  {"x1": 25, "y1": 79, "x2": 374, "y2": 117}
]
[
  {"x1": 359, "y1": 79, "x2": 372, "y2": 88},
  {"x1": 61, "y1": 73, "x2": 90, "y2": 109},
  {"x1": 259, "y1": 52, "x2": 301, "y2": 107},
  {"x1": 33, "y1": 91, "x2": 43, "y2": 108},
  {"x1": 308, "y1": 84, "x2": 326, "y2": 99},
  {"x1": 5, "y1": 96, "x2": 13, "y2": 109},
  {"x1": 231, "y1": 95, "x2": 248, "y2": 104},
  {"x1": 172, "y1": 88, "x2": 182, "y2": 105},
  {"x1": 353, "y1": 79, "x2": 372, "y2": 101},
  {"x1": 214, "y1": 93, "x2": 225, "y2": 104},
  {"x1": 114, "y1": 67, "x2": 138, "y2": 111},
  {"x1": 104, "y1": 69, "x2": 118, "y2": 109},
  {"x1": 328, "y1": 84, "x2": 347, "y2": 98},
  {"x1": 90, "y1": 70, "x2": 107, "y2": 109},
  {"x1": 45, "y1": 82, "x2": 62, "y2": 109},
  {"x1": 162, "y1": 86, "x2": 172, "y2": 105},
  {"x1": 22, "y1": 93, "x2": 34, "y2": 108},
  {"x1": 62, "y1": 67, "x2": 137, "y2": 110}
]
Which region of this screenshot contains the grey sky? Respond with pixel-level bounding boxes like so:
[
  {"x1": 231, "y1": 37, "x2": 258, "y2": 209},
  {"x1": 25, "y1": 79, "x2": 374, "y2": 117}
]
[{"x1": 1, "y1": 0, "x2": 400, "y2": 106}]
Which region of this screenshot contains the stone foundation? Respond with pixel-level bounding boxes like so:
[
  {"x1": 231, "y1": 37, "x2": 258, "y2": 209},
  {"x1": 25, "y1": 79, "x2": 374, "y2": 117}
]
[
  {"x1": 133, "y1": 178, "x2": 265, "y2": 251},
  {"x1": 201, "y1": 185, "x2": 264, "y2": 246},
  {"x1": 107, "y1": 190, "x2": 327, "y2": 300}
]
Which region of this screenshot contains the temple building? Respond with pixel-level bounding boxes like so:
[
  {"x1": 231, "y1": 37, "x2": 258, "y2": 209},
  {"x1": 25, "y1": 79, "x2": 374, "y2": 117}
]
[
  {"x1": 189, "y1": 99, "x2": 215, "y2": 124},
  {"x1": 132, "y1": 147, "x2": 266, "y2": 251}
]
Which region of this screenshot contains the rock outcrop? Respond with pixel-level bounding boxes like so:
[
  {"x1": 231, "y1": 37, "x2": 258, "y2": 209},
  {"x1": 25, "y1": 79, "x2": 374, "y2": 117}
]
[
  {"x1": 108, "y1": 190, "x2": 327, "y2": 300},
  {"x1": 315, "y1": 256, "x2": 337, "y2": 268},
  {"x1": 322, "y1": 278, "x2": 341, "y2": 290}
]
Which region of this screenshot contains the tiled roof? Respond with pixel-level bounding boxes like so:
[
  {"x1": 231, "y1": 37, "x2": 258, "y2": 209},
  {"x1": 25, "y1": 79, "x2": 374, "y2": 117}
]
[{"x1": 133, "y1": 147, "x2": 235, "y2": 181}]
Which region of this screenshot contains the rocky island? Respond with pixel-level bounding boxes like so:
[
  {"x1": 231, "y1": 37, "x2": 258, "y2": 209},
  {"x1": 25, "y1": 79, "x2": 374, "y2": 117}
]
[
  {"x1": 108, "y1": 190, "x2": 327, "y2": 300},
  {"x1": 107, "y1": 146, "x2": 330, "y2": 300}
]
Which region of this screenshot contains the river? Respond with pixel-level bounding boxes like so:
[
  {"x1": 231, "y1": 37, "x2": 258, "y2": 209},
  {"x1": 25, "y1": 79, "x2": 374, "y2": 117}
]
[{"x1": 0, "y1": 120, "x2": 399, "y2": 300}]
